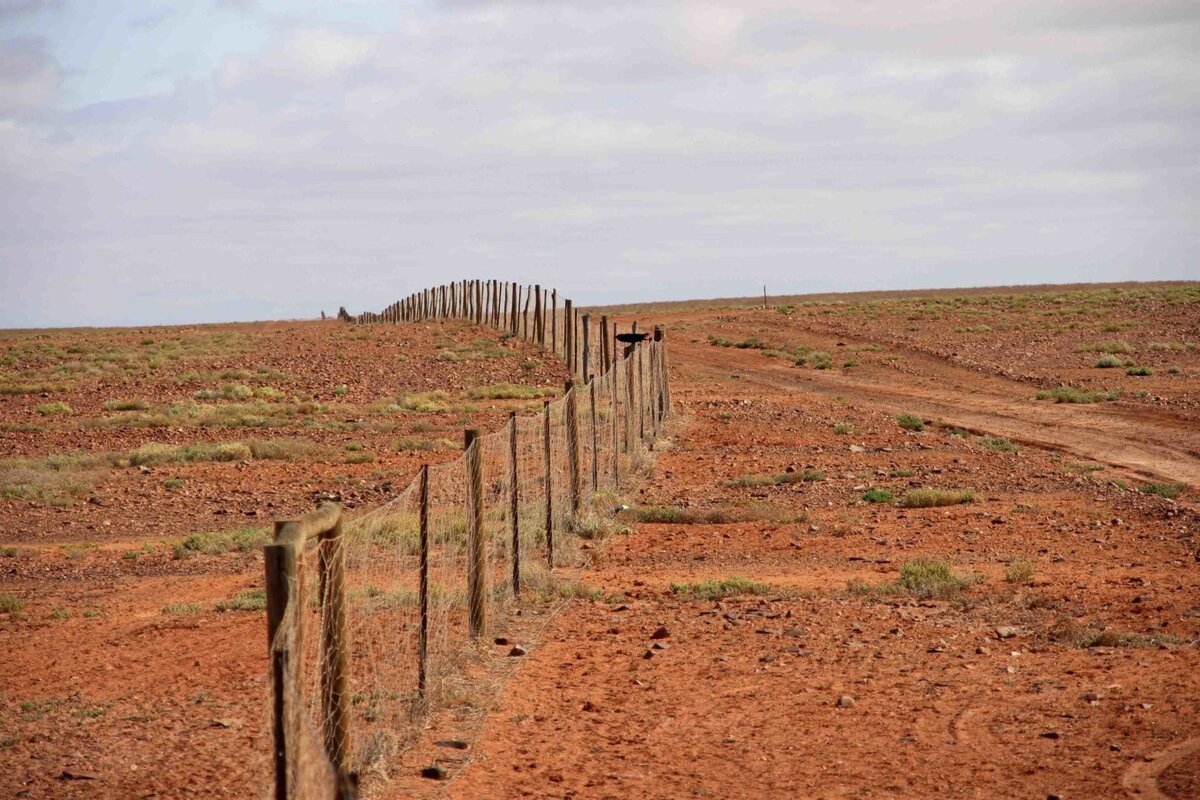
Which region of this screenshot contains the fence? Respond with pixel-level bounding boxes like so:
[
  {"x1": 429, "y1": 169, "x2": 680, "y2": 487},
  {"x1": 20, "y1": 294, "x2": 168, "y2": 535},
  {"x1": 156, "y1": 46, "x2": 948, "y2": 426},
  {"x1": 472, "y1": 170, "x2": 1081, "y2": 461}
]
[{"x1": 265, "y1": 280, "x2": 671, "y2": 799}]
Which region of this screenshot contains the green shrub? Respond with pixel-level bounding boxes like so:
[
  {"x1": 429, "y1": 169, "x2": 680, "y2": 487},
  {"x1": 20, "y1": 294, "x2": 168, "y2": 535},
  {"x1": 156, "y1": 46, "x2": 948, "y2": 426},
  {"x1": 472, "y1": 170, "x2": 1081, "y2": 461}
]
[
  {"x1": 1094, "y1": 354, "x2": 1122, "y2": 369},
  {"x1": 129, "y1": 442, "x2": 251, "y2": 466},
  {"x1": 896, "y1": 413, "x2": 924, "y2": 432},
  {"x1": 849, "y1": 559, "x2": 975, "y2": 600},
  {"x1": 215, "y1": 589, "x2": 267, "y2": 612},
  {"x1": 0, "y1": 594, "x2": 24, "y2": 613},
  {"x1": 1139, "y1": 482, "x2": 1185, "y2": 499},
  {"x1": 862, "y1": 488, "x2": 893, "y2": 503},
  {"x1": 833, "y1": 422, "x2": 855, "y2": 435},
  {"x1": 980, "y1": 436, "x2": 1018, "y2": 452},
  {"x1": 1125, "y1": 366, "x2": 1152, "y2": 376}
]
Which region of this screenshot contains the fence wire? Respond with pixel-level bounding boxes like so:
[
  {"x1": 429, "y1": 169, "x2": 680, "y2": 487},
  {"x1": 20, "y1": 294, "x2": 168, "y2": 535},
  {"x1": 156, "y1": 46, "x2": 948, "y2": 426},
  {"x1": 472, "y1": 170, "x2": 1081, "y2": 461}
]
[{"x1": 267, "y1": 328, "x2": 669, "y2": 799}]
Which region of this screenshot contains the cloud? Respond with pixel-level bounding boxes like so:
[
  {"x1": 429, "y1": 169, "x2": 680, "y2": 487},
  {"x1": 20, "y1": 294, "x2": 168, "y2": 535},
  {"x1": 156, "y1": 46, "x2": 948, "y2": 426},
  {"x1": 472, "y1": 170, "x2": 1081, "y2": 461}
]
[{"x1": 0, "y1": 1, "x2": 1197, "y2": 327}]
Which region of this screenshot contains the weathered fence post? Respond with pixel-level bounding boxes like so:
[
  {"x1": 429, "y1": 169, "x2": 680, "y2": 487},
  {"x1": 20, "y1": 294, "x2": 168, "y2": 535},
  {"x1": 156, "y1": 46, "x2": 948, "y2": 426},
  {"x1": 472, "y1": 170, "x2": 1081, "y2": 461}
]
[
  {"x1": 508, "y1": 412, "x2": 520, "y2": 597},
  {"x1": 542, "y1": 400, "x2": 553, "y2": 568},
  {"x1": 565, "y1": 380, "x2": 581, "y2": 517},
  {"x1": 589, "y1": 380, "x2": 599, "y2": 493},
  {"x1": 624, "y1": 342, "x2": 635, "y2": 453},
  {"x1": 600, "y1": 315, "x2": 610, "y2": 374},
  {"x1": 464, "y1": 429, "x2": 486, "y2": 638},
  {"x1": 610, "y1": 348, "x2": 620, "y2": 488},
  {"x1": 582, "y1": 313, "x2": 590, "y2": 382},
  {"x1": 564, "y1": 299, "x2": 573, "y2": 373},
  {"x1": 551, "y1": 290, "x2": 558, "y2": 356},
  {"x1": 417, "y1": 463, "x2": 429, "y2": 702},
  {"x1": 264, "y1": 537, "x2": 298, "y2": 800},
  {"x1": 318, "y1": 520, "x2": 350, "y2": 777}
]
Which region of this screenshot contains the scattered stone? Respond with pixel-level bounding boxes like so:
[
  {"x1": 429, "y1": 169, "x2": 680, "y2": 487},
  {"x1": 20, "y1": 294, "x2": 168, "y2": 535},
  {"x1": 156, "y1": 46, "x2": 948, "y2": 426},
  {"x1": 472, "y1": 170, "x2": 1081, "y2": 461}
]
[
  {"x1": 1040, "y1": 731, "x2": 1061, "y2": 739},
  {"x1": 1082, "y1": 692, "x2": 1101, "y2": 704},
  {"x1": 995, "y1": 626, "x2": 1020, "y2": 640},
  {"x1": 493, "y1": 637, "x2": 510, "y2": 645},
  {"x1": 421, "y1": 765, "x2": 447, "y2": 780},
  {"x1": 642, "y1": 649, "x2": 655, "y2": 660},
  {"x1": 435, "y1": 740, "x2": 468, "y2": 750},
  {"x1": 582, "y1": 701, "x2": 598, "y2": 712},
  {"x1": 836, "y1": 695, "x2": 855, "y2": 709},
  {"x1": 59, "y1": 771, "x2": 98, "y2": 781},
  {"x1": 650, "y1": 626, "x2": 670, "y2": 640},
  {"x1": 849, "y1": 445, "x2": 866, "y2": 453},
  {"x1": 507, "y1": 645, "x2": 527, "y2": 657},
  {"x1": 211, "y1": 718, "x2": 243, "y2": 729}
]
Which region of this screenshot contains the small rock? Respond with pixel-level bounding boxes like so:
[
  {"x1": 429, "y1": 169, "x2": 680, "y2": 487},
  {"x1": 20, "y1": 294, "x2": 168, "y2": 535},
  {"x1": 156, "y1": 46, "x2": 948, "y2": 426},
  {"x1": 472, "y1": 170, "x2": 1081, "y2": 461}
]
[
  {"x1": 995, "y1": 626, "x2": 1019, "y2": 640},
  {"x1": 1040, "y1": 731, "x2": 1061, "y2": 739},
  {"x1": 582, "y1": 701, "x2": 598, "y2": 712},
  {"x1": 494, "y1": 637, "x2": 510, "y2": 645},
  {"x1": 421, "y1": 765, "x2": 447, "y2": 780},
  {"x1": 434, "y1": 740, "x2": 468, "y2": 750},
  {"x1": 650, "y1": 626, "x2": 670, "y2": 640},
  {"x1": 507, "y1": 646, "x2": 527, "y2": 657},
  {"x1": 836, "y1": 695, "x2": 855, "y2": 708},
  {"x1": 1082, "y1": 692, "x2": 1101, "y2": 704},
  {"x1": 642, "y1": 649, "x2": 655, "y2": 660}
]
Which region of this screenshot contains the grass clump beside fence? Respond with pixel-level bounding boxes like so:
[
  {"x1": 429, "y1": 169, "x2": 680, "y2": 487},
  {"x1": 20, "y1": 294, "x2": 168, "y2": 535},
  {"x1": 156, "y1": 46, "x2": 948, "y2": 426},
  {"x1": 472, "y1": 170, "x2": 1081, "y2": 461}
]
[
  {"x1": 129, "y1": 442, "x2": 251, "y2": 466},
  {"x1": 669, "y1": 576, "x2": 772, "y2": 600},
  {"x1": 215, "y1": 589, "x2": 267, "y2": 612},
  {"x1": 725, "y1": 469, "x2": 825, "y2": 487},
  {"x1": 465, "y1": 383, "x2": 557, "y2": 400},
  {"x1": 1036, "y1": 386, "x2": 1118, "y2": 403},
  {"x1": 173, "y1": 527, "x2": 269, "y2": 558},
  {"x1": 897, "y1": 488, "x2": 975, "y2": 508}
]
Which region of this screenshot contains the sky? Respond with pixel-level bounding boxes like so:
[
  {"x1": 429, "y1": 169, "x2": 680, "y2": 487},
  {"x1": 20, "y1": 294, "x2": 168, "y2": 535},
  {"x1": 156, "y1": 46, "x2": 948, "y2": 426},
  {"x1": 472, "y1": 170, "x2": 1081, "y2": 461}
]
[{"x1": 0, "y1": 1, "x2": 1197, "y2": 328}]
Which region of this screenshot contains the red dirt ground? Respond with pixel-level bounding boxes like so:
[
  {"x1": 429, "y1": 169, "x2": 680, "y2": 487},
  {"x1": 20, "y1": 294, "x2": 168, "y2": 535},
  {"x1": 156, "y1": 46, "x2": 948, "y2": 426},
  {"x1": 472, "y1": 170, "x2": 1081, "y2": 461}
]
[{"x1": 3, "y1": 283, "x2": 1199, "y2": 799}]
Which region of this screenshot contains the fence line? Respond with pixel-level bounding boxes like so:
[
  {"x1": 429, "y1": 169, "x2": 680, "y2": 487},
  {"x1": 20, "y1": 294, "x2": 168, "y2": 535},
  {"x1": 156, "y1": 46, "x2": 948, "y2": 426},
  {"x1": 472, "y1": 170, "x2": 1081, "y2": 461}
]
[{"x1": 265, "y1": 281, "x2": 671, "y2": 798}]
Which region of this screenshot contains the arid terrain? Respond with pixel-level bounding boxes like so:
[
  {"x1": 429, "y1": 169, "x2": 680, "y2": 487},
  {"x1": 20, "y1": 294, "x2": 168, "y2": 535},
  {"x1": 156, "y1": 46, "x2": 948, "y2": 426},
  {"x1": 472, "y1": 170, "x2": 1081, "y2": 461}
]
[{"x1": 3, "y1": 282, "x2": 1198, "y2": 798}]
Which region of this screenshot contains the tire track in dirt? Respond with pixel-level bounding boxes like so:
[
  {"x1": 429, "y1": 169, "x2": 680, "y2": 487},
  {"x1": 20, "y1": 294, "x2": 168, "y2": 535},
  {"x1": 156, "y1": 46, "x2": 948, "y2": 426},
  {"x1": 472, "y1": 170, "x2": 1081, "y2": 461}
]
[{"x1": 674, "y1": 338, "x2": 1200, "y2": 489}]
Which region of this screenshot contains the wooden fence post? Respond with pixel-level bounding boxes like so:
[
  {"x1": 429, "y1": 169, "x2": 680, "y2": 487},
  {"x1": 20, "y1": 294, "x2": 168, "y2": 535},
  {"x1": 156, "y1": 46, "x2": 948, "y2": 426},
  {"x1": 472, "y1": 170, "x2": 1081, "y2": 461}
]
[
  {"x1": 318, "y1": 521, "x2": 350, "y2": 777},
  {"x1": 508, "y1": 412, "x2": 520, "y2": 597},
  {"x1": 542, "y1": 400, "x2": 553, "y2": 568},
  {"x1": 600, "y1": 315, "x2": 610, "y2": 374},
  {"x1": 624, "y1": 343, "x2": 635, "y2": 453},
  {"x1": 264, "y1": 538, "x2": 299, "y2": 800},
  {"x1": 417, "y1": 464, "x2": 429, "y2": 701},
  {"x1": 589, "y1": 380, "x2": 599, "y2": 493},
  {"x1": 551, "y1": 290, "x2": 558, "y2": 356},
  {"x1": 464, "y1": 429, "x2": 486, "y2": 638},
  {"x1": 565, "y1": 380, "x2": 581, "y2": 517},
  {"x1": 582, "y1": 313, "x2": 590, "y2": 382},
  {"x1": 610, "y1": 349, "x2": 620, "y2": 488},
  {"x1": 564, "y1": 300, "x2": 573, "y2": 373},
  {"x1": 637, "y1": 338, "x2": 646, "y2": 443},
  {"x1": 534, "y1": 285, "x2": 542, "y2": 345}
]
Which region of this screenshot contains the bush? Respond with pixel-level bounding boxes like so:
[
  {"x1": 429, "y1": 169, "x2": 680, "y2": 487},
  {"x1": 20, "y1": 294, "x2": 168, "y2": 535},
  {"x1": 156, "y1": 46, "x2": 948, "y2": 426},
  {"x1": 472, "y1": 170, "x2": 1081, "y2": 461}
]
[
  {"x1": 129, "y1": 442, "x2": 251, "y2": 466},
  {"x1": 36, "y1": 402, "x2": 72, "y2": 416},
  {"x1": 215, "y1": 589, "x2": 267, "y2": 612},
  {"x1": 980, "y1": 436, "x2": 1018, "y2": 452},
  {"x1": 897, "y1": 488, "x2": 975, "y2": 508},
  {"x1": 833, "y1": 422, "x2": 855, "y2": 435},
  {"x1": 669, "y1": 577, "x2": 772, "y2": 600},
  {"x1": 1036, "y1": 386, "x2": 1117, "y2": 404},
  {"x1": 1004, "y1": 559, "x2": 1034, "y2": 584},
  {"x1": 1094, "y1": 355, "x2": 1122, "y2": 369},
  {"x1": 896, "y1": 413, "x2": 924, "y2": 432},
  {"x1": 104, "y1": 399, "x2": 150, "y2": 411},
  {"x1": 466, "y1": 383, "x2": 557, "y2": 400},
  {"x1": 862, "y1": 488, "x2": 893, "y2": 503},
  {"x1": 849, "y1": 559, "x2": 975, "y2": 600},
  {"x1": 1126, "y1": 366, "x2": 1152, "y2": 377},
  {"x1": 1139, "y1": 482, "x2": 1185, "y2": 499},
  {"x1": 247, "y1": 438, "x2": 332, "y2": 461}
]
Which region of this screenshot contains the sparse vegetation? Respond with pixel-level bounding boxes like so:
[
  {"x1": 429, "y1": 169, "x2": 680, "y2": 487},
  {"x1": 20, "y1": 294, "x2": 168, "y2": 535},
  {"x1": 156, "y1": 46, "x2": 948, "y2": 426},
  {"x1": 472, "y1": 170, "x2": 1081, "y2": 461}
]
[
  {"x1": 162, "y1": 602, "x2": 202, "y2": 615},
  {"x1": 980, "y1": 436, "x2": 1018, "y2": 453},
  {"x1": 0, "y1": 594, "x2": 24, "y2": 614},
  {"x1": 1004, "y1": 559, "x2": 1035, "y2": 584},
  {"x1": 896, "y1": 413, "x2": 924, "y2": 432},
  {"x1": 849, "y1": 559, "x2": 976, "y2": 600},
  {"x1": 1125, "y1": 366, "x2": 1152, "y2": 376},
  {"x1": 36, "y1": 402, "x2": 72, "y2": 416},
  {"x1": 669, "y1": 576, "x2": 772, "y2": 600},
  {"x1": 466, "y1": 383, "x2": 556, "y2": 400},
  {"x1": 173, "y1": 528, "x2": 269, "y2": 558},
  {"x1": 104, "y1": 398, "x2": 150, "y2": 411},
  {"x1": 1036, "y1": 385, "x2": 1118, "y2": 404},
  {"x1": 725, "y1": 469, "x2": 825, "y2": 487},
  {"x1": 1139, "y1": 482, "x2": 1185, "y2": 499},
  {"x1": 1075, "y1": 340, "x2": 1135, "y2": 354},
  {"x1": 1093, "y1": 354, "x2": 1123, "y2": 369},
  {"x1": 833, "y1": 422, "x2": 855, "y2": 435},
  {"x1": 129, "y1": 442, "x2": 251, "y2": 466},
  {"x1": 215, "y1": 589, "x2": 268, "y2": 612},
  {"x1": 897, "y1": 488, "x2": 975, "y2": 508}
]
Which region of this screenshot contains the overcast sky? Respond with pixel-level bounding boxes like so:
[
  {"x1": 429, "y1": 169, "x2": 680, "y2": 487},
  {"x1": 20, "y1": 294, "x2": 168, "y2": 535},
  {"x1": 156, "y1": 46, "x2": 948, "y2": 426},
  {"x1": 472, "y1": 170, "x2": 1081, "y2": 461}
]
[{"x1": 1, "y1": 1, "x2": 1197, "y2": 327}]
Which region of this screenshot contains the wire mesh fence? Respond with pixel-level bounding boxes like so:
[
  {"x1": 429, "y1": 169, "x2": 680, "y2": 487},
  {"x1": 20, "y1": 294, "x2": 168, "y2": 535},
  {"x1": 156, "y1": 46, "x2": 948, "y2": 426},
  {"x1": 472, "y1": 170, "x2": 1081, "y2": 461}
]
[{"x1": 265, "y1": 281, "x2": 671, "y2": 799}]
